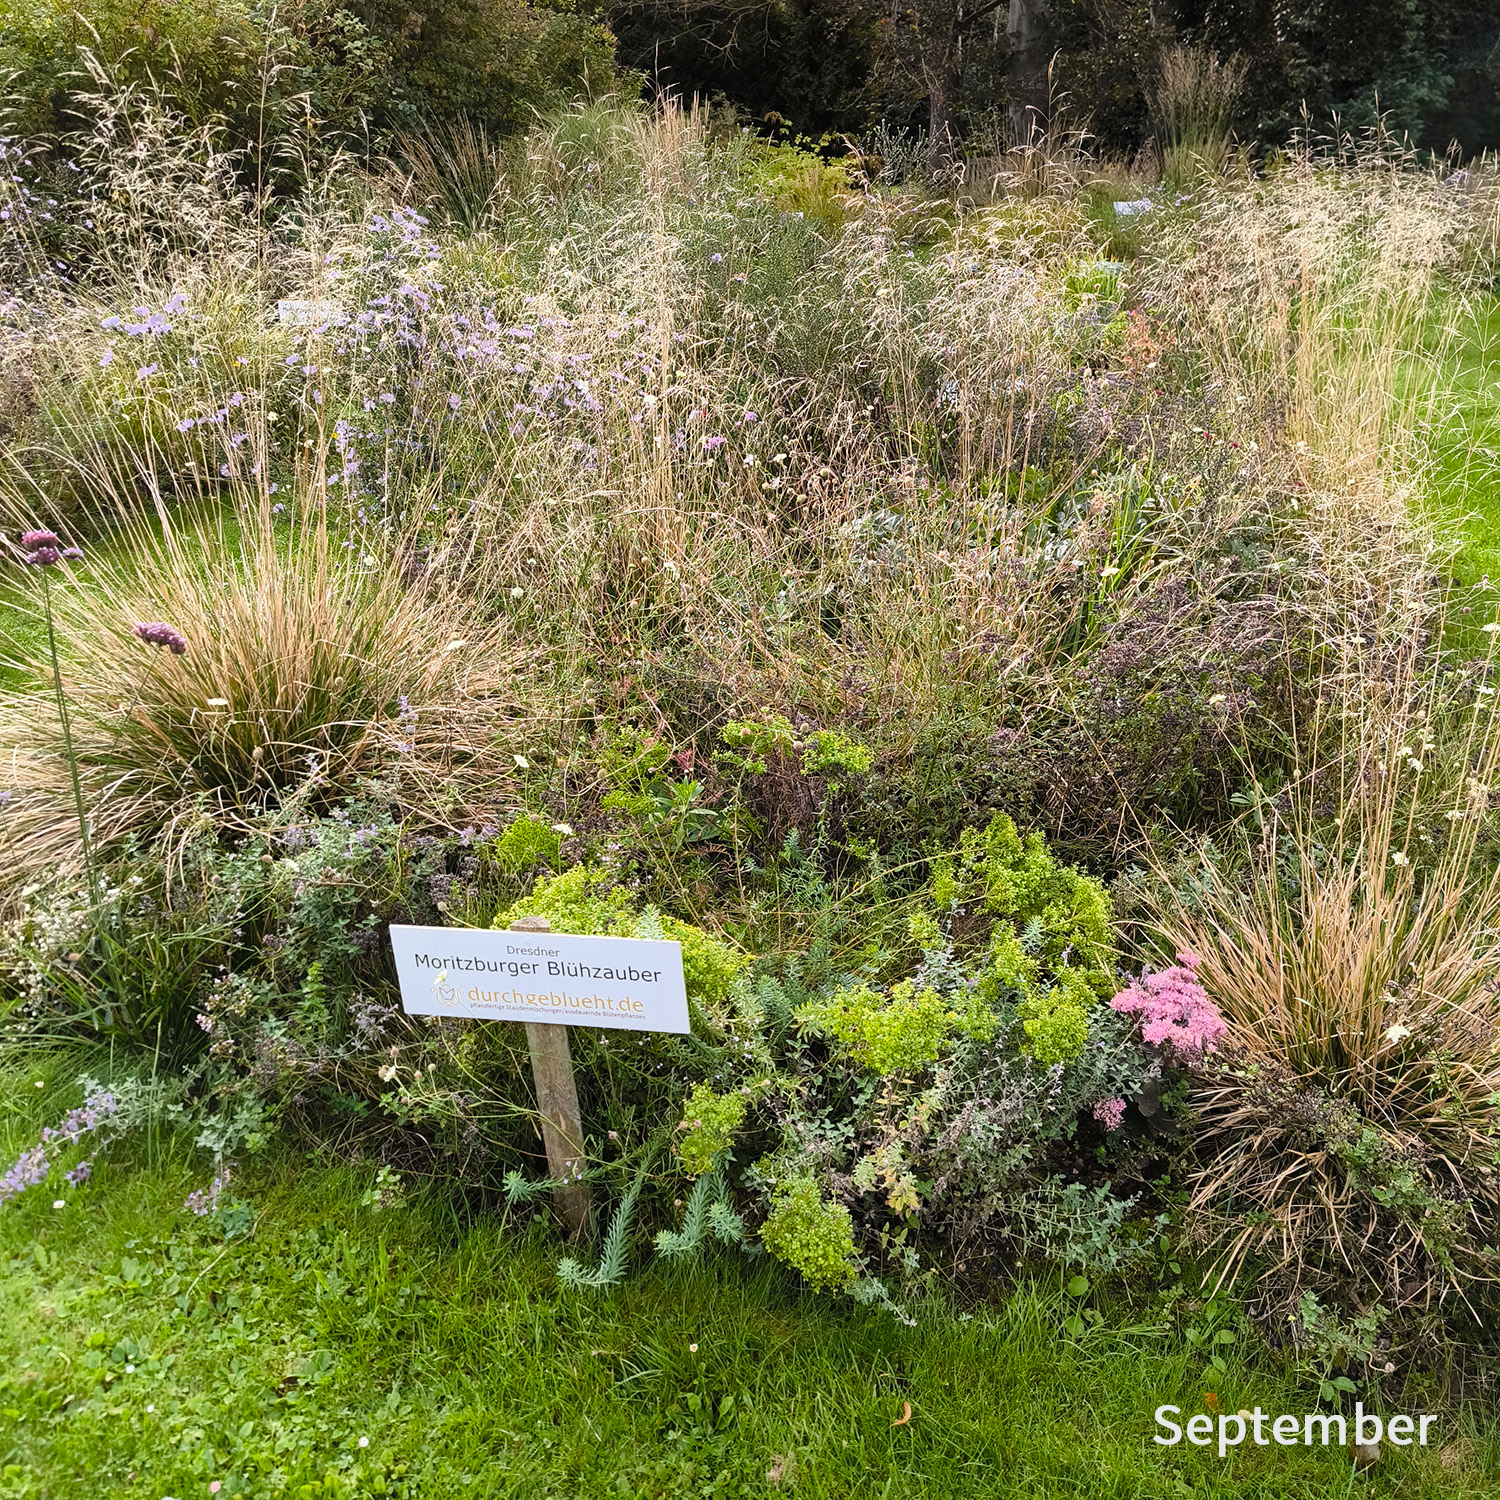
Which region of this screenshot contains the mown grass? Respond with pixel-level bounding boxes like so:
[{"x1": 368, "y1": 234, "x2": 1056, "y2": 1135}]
[
  {"x1": 1431, "y1": 293, "x2": 1500, "y2": 583},
  {"x1": 1, "y1": 1065, "x2": 1497, "y2": 1500}
]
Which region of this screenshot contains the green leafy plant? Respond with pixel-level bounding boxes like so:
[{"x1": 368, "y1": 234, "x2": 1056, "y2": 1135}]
[
  {"x1": 759, "y1": 1178, "x2": 858, "y2": 1291},
  {"x1": 677, "y1": 1084, "x2": 749, "y2": 1176}
]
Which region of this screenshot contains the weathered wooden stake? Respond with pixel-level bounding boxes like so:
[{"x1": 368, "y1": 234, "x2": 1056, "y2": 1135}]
[{"x1": 510, "y1": 916, "x2": 592, "y2": 1236}]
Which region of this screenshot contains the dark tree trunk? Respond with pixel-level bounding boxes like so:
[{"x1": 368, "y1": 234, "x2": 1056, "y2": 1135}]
[
  {"x1": 927, "y1": 43, "x2": 964, "y2": 165},
  {"x1": 1006, "y1": 0, "x2": 1050, "y2": 144}
]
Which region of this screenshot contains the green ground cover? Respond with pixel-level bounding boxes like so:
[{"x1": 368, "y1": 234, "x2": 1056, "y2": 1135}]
[
  {"x1": 1, "y1": 1065, "x2": 1497, "y2": 1500},
  {"x1": 1433, "y1": 294, "x2": 1500, "y2": 581}
]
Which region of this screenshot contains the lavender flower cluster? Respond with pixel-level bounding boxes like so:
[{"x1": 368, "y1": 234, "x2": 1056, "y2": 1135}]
[
  {"x1": 131, "y1": 621, "x2": 189, "y2": 654},
  {"x1": 0, "y1": 1085, "x2": 118, "y2": 1207},
  {"x1": 1110, "y1": 952, "x2": 1228, "y2": 1066}
]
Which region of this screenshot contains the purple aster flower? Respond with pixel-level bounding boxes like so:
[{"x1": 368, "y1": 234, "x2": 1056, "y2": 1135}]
[{"x1": 131, "y1": 621, "x2": 188, "y2": 655}]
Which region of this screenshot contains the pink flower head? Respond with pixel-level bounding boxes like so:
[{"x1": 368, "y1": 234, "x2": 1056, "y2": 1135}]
[
  {"x1": 1110, "y1": 953, "x2": 1226, "y2": 1066},
  {"x1": 1093, "y1": 1097, "x2": 1127, "y2": 1131},
  {"x1": 132, "y1": 622, "x2": 188, "y2": 655},
  {"x1": 20, "y1": 529, "x2": 82, "y2": 567}
]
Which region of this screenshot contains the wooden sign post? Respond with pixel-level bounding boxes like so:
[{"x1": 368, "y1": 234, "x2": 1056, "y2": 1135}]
[
  {"x1": 388, "y1": 915, "x2": 691, "y2": 1240},
  {"x1": 509, "y1": 915, "x2": 591, "y2": 1236}
]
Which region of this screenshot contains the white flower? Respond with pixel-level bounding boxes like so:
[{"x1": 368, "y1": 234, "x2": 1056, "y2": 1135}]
[
  {"x1": 207, "y1": 698, "x2": 230, "y2": 707},
  {"x1": 1391, "y1": 851, "x2": 1409, "y2": 866},
  {"x1": 510, "y1": 587, "x2": 524, "y2": 599},
  {"x1": 1208, "y1": 693, "x2": 1226, "y2": 705},
  {"x1": 33, "y1": 1081, "x2": 43, "y2": 1089},
  {"x1": 1384, "y1": 1024, "x2": 1412, "y2": 1044},
  {"x1": 1483, "y1": 622, "x2": 1500, "y2": 633},
  {"x1": 52, "y1": 1199, "x2": 65, "y2": 1209},
  {"x1": 125, "y1": 1364, "x2": 135, "y2": 1374},
  {"x1": 358, "y1": 1436, "x2": 370, "y2": 1449},
  {"x1": 146, "y1": 1404, "x2": 155, "y2": 1412},
  {"x1": 1407, "y1": 758, "x2": 1422, "y2": 772},
  {"x1": 1100, "y1": 566, "x2": 1121, "y2": 577}
]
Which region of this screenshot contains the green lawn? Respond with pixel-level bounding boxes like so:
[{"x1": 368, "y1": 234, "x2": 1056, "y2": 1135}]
[
  {"x1": 1426, "y1": 292, "x2": 1500, "y2": 584},
  {"x1": 1, "y1": 1067, "x2": 1496, "y2": 1500}
]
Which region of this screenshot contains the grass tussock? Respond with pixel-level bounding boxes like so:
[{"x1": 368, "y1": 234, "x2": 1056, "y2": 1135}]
[{"x1": 0, "y1": 510, "x2": 519, "y2": 882}]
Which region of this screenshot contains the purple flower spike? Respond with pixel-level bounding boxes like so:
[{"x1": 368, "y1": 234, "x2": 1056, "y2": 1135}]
[{"x1": 132, "y1": 622, "x2": 189, "y2": 655}]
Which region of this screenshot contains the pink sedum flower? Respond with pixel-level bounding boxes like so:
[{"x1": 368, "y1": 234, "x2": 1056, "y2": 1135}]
[
  {"x1": 1093, "y1": 1097, "x2": 1127, "y2": 1131},
  {"x1": 1110, "y1": 952, "x2": 1226, "y2": 1065}
]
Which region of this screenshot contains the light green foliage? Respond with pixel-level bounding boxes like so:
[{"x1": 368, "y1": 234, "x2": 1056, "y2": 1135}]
[
  {"x1": 494, "y1": 869, "x2": 744, "y2": 1007},
  {"x1": 960, "y1": 815, "x2": 1113, "y2": 967},
  {"x1": 495, "y1": 866, "x2": 635, "y2": 937},
  {"x1": 739, "y1": 140, "x2": 854, "y2": 236},
  {"x1": 976, "y1": 927, "x2": 1042, "y2": 1005},
  {"x1": 1019, "y1": 970, "x2": 1096, "y2": 1066},
  {"x1": 906, "y1": 906, "x2": 941, "y2": 950},
  {"x1": 490, "y1": 815, "x2": 562, "y2": 875},
  {"x1": 802, "y1": 729, "x2": 873, "y2": 777},
  {"x1": 677, "y1": 1084, "x2": 748, "y2": 1176},
  {"x1": 759, "y1": 1178, "x2": 858, "y2": 1291},
  {"x1": 719, "y1": 715, "x2": 795, "y2": 774},
  {"x1": 803, "y1": 981, "x2": 953, "y2": 1076},
  {"x1": 657, "y1": 916, "x2": 746, "y2": 1007},
  {"x1": 930, "y1": 856, "x2": 959, "y2": 911}
]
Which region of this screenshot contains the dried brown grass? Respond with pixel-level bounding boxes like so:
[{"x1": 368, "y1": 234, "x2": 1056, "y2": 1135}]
[{"x1": 0, "y1": 505, "x2": 525, "y2": 888}]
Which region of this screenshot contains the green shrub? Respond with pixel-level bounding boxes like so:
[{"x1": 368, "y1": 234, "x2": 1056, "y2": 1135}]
[
  {"x1": 490, "y1": 815, "x2": 563, "y2": 875},
  {"x1": 677, "y1": 1083, "x2": 748, "y2": 1176},
  {"x1": 801, "y1": 980, "x2": 952, "y2": 1076},
  {"x1": 759, "y1": 1178, "x2": 858, "y2": 1291},
  {"x1": 1018, "y1": 970, "x2": 1094, "y2": 1066}
]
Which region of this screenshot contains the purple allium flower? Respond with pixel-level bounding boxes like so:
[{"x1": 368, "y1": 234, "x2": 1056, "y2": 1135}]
[
  {"x1": 132, "y1": 622, "x2": 188, "y2": 655},
  {"x1": 1110, "y1": 952, "x2": 1227, "y2": 1065},
  {"x1": 1092, "y1": 1097, "x2": 1126, "y2": 1131}
]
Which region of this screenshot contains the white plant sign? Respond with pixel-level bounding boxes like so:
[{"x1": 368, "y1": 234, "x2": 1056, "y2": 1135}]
[{"x1": 389, "y1": 924, "x2": 690, "y2": 1034}]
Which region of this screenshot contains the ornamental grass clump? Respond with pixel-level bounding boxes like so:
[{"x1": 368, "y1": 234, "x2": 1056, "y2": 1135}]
[
  {"x1": 1160, "y1": 777, "x2": 1500, "y2": 1325},
  {"x1": 0, "y1": 509, "x2": 509, "y2": 883}
]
